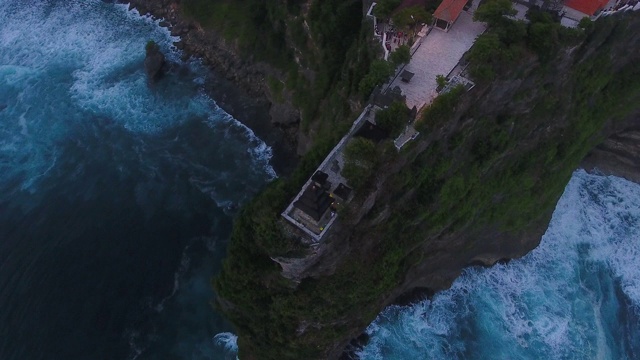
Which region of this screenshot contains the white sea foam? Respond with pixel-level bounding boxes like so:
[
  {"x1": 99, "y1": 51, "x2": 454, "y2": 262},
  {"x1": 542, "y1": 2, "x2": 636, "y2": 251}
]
[
  {"x1": 154, "y1": 242, "x2": 193, "y2": 313},
  {"x1": 213, "y1": 332, "x2": 239, "y2": 359},
  {"x1": 359, "y1": 170, "x2": 640, "y2": 359},
  {"x1": 0, "y1": 0, "x2": 276, "y2": 197},
  {"x1": 203, "y1": 101, "x2": 277, "y2": 181}
]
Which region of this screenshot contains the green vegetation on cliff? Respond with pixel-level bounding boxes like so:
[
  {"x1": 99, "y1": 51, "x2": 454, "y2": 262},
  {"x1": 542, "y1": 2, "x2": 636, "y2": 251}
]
[
  {"x1": 214, "y1": 6, "x2": 640, "y2": 360},
  {"x1": 182, "y1": 0, "x2": 381, "y2": 134}
]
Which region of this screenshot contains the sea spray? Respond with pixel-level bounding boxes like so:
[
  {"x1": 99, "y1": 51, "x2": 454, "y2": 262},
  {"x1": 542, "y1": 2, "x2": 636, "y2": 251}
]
[{"x1": 213, "y1": 332, "x2": 239, "y2": 359}]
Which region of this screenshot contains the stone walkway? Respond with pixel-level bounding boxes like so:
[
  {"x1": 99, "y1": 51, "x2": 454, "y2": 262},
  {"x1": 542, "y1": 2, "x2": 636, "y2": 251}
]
[
  {"x1": 511, "y1": 3, "x2": 530, "y2": 21},
  {"x1": 389, "y1": 11, "x2": 486, "y2": 110},
  {"x1": 394, "y1": 125, "x2": 419, "y2": 149}
]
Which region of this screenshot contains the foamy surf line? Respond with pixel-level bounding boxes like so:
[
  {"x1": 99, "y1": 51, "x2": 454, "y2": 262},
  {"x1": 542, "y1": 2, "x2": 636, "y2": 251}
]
[
  {"x1": 114, "y1": 2, "x2": 184, "y2": 61},
  {"x1": 203, "y1": 97, "x2": 277, "y2": 180},
  {"x1": 213, "y1": 332, "x2": 239, "y2": 359},
  {"x1": 358, "y1": 170, "x2": 640, "y2": 359},
  {"x1": 119, "y1": 2, "x2": 277, "y2": 179}
]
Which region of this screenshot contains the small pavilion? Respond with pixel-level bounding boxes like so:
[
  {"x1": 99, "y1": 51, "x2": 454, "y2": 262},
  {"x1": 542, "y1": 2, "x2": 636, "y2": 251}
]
[
  {"x1": 433, "y1": 0, "x2": 470, "y2": 31},
  {"x1": 564, "y1": 0, "x2": 609, "y2": 16}
]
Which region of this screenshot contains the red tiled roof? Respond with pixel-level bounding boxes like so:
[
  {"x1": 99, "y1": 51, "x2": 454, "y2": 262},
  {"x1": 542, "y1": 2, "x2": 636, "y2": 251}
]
[
  {"x1": 564, "y1": 0, "x2": 608, "y2": 15},
  {"x1": 434, "y1": 0, "x2": 468, "y2": 23}
]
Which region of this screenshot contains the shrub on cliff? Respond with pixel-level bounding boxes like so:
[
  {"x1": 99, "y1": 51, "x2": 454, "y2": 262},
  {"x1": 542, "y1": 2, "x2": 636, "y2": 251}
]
[
  {"x1": 145, "y1": 40, "x2": 157, "y2": 53},
  {"x1": 416, "y1": 85, "x2": 464, "y2": 132},
  {"x1": 392, "y1": 6, "x2": 433, "y2": 29},
  {"x1": 359, "y1": 60, "x2": 395, "y2": 98},
  {"x1": 375, "y1": 101, "x2": 409, "y2": 138},
  {"x1": 390, "y1": 45, "x2": 411, "y2": 66},
  {"x1": 373, "y1": 0, "x2": 402, "y2": 18},
  {"x1": 342, "y1": 138, "x2": 378, "y2": 188}
]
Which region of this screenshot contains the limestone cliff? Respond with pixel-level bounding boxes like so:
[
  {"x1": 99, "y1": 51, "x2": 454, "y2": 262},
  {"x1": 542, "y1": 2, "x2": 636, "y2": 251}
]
[
  {"x1": 215, "y1": 12, "x2": 640, "y2": 360},
  {"x1": 582, "y1": 124, "x2": 640, "y2": 183}
]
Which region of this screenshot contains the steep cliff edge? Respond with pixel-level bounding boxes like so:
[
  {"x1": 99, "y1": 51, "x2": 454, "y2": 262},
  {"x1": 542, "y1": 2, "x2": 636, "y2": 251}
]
[
  {"x1": 215, "y1": 12, "x2": 640, "y2": 360},
  {"x1": 582, "y1": 126, "x2": 640, "y2": 183},
  {"x1": 125, "y1": 0, "x2": 376, "y2": 157}
]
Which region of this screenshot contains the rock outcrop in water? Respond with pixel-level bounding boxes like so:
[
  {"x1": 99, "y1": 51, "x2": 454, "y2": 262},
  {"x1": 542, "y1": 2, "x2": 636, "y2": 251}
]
[
  {"x1": 144, "y1": 40, "x2": 166, "y2": 85},
  {"x1": 127, "y1": 0, "x2": 302, "y2": 138}
]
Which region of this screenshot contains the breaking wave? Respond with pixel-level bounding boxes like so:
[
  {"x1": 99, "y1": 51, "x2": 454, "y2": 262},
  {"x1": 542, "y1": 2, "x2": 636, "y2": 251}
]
[
  {"x1": 359, "y1": 170, "x2": 640, "y2": 359},
  {"x1": 213, "y1": 332, "x2": 239, "y2": 360}
]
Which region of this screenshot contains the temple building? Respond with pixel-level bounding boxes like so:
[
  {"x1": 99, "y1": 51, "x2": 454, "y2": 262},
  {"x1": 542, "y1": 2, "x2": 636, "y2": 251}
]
[
  {"x1": 433, "y1": 0, "x2": 471, "y2": 31},
  {"x1": 289, "y1": 171, "x2": 335, "y2": 234},
  {"x1": 564, "y1": 0, "x2": 609, "y2": 17}
]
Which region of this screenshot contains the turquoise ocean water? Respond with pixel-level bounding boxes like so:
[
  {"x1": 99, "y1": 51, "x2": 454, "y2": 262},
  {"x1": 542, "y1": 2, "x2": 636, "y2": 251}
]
[{"x1": 0, "y1": 1, "x2": 272, "y2": 359}]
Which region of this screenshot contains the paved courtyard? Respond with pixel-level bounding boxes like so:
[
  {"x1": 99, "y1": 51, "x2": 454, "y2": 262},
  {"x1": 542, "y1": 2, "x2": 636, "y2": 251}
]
[
  {"x1": 511, "y1": 3, "x2": 530, "y2": 21},
  {"x1": 390, "y1": 11, "x2": 486, "y2": 110}
]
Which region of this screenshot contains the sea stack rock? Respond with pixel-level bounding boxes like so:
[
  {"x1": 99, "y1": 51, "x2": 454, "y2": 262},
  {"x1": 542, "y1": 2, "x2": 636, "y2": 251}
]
[{"x1": 144, "y1": 40, "x2": 166, "y2": 86}]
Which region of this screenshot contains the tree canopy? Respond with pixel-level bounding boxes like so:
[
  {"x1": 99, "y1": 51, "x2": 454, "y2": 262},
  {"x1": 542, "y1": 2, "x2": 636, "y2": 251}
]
[
  {"x1": 390, "y1": 45, "x2": 411, "y2": 66},
  {"x1": 466, "y1": 0, "x2": 578, "y2": 80},
  {"x1": 342, "y1": 137, "x2": 378, "y2": 188},
  {"x1": 375, "y1": 101, "x2": 410, "y2": 138},
  {"x1": 373, "y1": 0, "x2": 402, "y2": 18},
  {"x1": 473, "y1": 0, "x2": 516, "y2": 26},
  {"x1": 358, "y1": 60, "x2": 395, "y2": 97},
  {"x1": 392, "y1": 6, "x2": 432, "y2": 29}
]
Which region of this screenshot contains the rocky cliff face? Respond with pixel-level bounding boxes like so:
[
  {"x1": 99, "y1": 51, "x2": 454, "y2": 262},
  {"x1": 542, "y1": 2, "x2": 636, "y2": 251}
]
[
  {"x1": 213, "y1": 12, "x2": 640, "y2": 360},
  {"x1": 582, "y1": 120, "x2": 640, "y2": 183},
  {"x1": 125, "y1": 0, "x2": 375, "y2": 161},
  {"x1": 126, "y1": 0, "x2": 265, "y2": 94},
  {"x1": 124, "y1": 0, "x2": 302, "y2": 152}
]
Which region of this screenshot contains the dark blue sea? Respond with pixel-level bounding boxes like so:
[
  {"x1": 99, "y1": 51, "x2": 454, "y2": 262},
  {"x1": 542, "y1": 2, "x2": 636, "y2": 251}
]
[{"x1": 0, "y1": 1, "x2": 273, "y2": 359}]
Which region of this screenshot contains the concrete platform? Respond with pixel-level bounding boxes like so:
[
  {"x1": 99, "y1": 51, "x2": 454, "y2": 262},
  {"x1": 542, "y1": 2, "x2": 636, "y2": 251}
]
[{"x1": 389, "y1": 11, "x2": 486, "y2": 110}]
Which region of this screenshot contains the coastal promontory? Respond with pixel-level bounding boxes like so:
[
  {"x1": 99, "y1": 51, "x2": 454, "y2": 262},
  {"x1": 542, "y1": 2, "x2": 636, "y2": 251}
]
[{"x1": 125, "y1": 1, "x2": 640, "y2": 358}]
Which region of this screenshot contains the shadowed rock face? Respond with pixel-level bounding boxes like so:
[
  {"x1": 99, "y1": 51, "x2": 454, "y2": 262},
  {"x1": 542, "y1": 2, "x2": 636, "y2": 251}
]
[
  {"x1": 144, "y1": 41, "x2": 166, "y2": 85},
  {"x1": 582, "y1": 125, "x2": 640, "y2": 184},
  {"x1": 127, "y1": 0, "x2": 302, "y2": 138}
]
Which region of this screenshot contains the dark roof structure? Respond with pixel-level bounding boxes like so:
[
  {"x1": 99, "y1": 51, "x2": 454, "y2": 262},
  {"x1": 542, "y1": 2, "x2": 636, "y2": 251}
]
[
  {"x1": 373, "y1": 86, "x2": 405, "y2": 109},
  {"x1": 294, "y1": 184, "x2": 333, "y2": 221},
  {"x1": 333, "y1": 183, "x2": 352, "y2": 201},
  {"x1": 354, "y1": 120, "x2": 389, "y2": 143},
  {"x1": 400, "y1": 70, "x2": 415, "y2": 83},
  {"x1": 409, "y1": 106, "x2": 418, "y2": 123},
  {"x1": 312, "y1": 170, "x2": 329, "y2": 186}
]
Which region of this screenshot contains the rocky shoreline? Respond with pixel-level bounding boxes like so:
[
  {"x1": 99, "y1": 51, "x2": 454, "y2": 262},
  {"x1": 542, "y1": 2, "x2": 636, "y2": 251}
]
[{"x1": 120, "y1": 0, "x2": 300, "y2": 174}]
